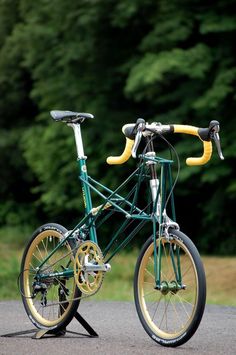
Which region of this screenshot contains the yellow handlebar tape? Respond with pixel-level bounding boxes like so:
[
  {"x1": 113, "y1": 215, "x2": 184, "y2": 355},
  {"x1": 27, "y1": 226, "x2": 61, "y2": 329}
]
[
  {"x1": 173, "y1": 124, "x2": 199, "y2": 136},
  {"x1": 186, "y1": 141, "x2": 212, "y2": 166},
  {"x1": 173, "y1": 124, "x2": 212, "y2": 166},
  {"x1": 106, "y1": 137, "x2": 134, "y2": 165}
]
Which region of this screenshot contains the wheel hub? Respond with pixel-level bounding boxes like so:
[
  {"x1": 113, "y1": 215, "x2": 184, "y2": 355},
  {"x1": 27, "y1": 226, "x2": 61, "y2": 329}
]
[{"x1": 159, "y1": 280, "x2": 181, "y2": 295}]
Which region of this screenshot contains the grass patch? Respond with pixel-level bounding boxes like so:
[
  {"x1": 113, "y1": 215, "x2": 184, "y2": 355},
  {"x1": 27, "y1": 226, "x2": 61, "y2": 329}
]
[
  {"x1": 0, "y1": 241, "x2": 235, "y2": 306},
  {"x1": 0, "y1": 243, "x2": 23, "y2": 299},
  {"x1": 202, "y1": 256, "x2": 236, "y2": 306},
  {"x1": 0, "y1": 225, "x2": 32, "y2": 248}
]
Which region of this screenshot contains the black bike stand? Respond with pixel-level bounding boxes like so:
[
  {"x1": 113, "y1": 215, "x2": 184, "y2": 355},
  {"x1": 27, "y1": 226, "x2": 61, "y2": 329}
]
[{"x1": 1, "y1": 311, "x2": 98, "y2": 339}]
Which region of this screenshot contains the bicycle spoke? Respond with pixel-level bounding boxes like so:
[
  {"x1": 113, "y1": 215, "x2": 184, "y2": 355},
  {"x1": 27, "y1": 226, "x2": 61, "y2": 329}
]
[
  {"x1": 150, "y1": 292, "x2": 164, "y2": 321},
  {"x1": 32, "y1": 252, "x2": 42, "y2": 264},
  {"x1": 181, "y1": 262, "x2": 194, "y2": 279},
  {"x1": 143, "y1": 289, "x2": 158, "y2": 298},
  {"x1": 170, "y1": 295, "x2": 184, "y2": 331},
  {"x1": 173, "y1": 291, "x2": 192, "y2": 318},
  {"x1": 159, "y1": 294, "x2": 171, "y2": 329},
  {"x1": 144, "y1": 267, "x2": 155, "y2": 280},
  {"x1": 29, "y1": 263, "x2": 37, "y2": 271},
  {"x1": 36, "y1": 245, "x2": 44, "y2": 261},
  {"x1": 143, "y1": 281, "x2": 154, "y2": 285},
  {"x1": 41, "y1": 239, "x2": 48, "y2": 256}
]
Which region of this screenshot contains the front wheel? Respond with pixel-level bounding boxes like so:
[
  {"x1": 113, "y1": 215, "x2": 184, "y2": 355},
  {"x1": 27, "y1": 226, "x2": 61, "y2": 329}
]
[{"x1": 134, "y1": 229, "x2": 206, "y2": 347}]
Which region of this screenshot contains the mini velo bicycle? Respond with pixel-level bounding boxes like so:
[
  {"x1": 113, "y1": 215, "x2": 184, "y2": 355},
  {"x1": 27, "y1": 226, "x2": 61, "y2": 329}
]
[{"x1": 20, "y1": 111, "x2": 224, "y2": 347}]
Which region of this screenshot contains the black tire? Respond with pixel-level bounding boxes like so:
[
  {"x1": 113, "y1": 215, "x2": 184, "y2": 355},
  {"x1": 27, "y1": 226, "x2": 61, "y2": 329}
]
[
  {"x1": 20, "y1": 223, "x2": 81, "y2": 331},
  {"x1": 134, "y1": 229, "x2": 206, "y2": 347}
]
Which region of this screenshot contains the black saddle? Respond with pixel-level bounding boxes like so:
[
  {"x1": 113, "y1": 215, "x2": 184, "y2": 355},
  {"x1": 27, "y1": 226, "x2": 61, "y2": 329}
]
[{"x1": 50, "y1": 110, "x2": 94, "y2": 123}]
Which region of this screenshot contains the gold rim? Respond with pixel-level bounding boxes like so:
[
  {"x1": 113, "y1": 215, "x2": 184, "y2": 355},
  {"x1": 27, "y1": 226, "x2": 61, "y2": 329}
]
[
  {"x1": 138, "y1": 237, "x2": 198, "y2": 339},
  {"x1": 23, "y1": 230, "x2": 77, "y2": 327}
]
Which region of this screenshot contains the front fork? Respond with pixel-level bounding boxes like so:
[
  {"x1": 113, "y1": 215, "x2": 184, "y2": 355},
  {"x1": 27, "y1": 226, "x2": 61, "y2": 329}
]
[{"x1": 149, "y1": 159, "x2": 182, "y2": 291}]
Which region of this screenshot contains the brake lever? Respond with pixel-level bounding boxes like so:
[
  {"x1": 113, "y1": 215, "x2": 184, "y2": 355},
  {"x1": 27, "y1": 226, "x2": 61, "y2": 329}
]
[
  {"x1": 132, "y1": 118, "x2": 146, "y2": 158},
  {"x1": 209, "y1": 121, "x2": 224, "y2": 160}
]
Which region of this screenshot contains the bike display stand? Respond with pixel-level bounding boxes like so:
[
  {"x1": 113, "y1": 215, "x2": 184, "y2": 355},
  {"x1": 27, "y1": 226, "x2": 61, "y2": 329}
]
[{"x1": 1, "y1": 311, "x2": 98, "y2": 339}]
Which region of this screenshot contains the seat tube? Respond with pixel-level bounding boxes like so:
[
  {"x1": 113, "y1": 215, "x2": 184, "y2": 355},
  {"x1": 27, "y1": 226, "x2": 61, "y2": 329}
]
[{"x1": 70, "y1": 123, "x2": 97, "y2": 243}]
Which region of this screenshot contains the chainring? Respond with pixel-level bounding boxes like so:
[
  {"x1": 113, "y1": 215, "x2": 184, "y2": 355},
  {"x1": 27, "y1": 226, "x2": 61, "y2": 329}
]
[{"x1": 74, "y1": 241, "x2": 104, "y2": 296}]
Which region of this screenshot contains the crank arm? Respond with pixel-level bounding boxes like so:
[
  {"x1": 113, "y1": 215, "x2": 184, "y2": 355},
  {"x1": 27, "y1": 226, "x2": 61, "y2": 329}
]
[{"x1": 84, "y1": 263, "x2": 111, "y2": 272}]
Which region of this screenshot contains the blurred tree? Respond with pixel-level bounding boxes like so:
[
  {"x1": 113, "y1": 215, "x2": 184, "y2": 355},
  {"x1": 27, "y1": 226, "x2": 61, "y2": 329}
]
[
  {"x1": 0, "y1": 0, "x2": 38, "y2": 227},
  {"x1": 124, "y1": 0, "x2": 236, "y2": 253},
  {"x1": 0, "y1": 0, "x2": 235, "y2": 253}
]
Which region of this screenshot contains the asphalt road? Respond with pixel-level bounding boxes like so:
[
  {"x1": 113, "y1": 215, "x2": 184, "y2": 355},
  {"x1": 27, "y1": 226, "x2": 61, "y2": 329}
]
[{"x1": 0, "y1": 301, "x2": 235, "y2": 355}]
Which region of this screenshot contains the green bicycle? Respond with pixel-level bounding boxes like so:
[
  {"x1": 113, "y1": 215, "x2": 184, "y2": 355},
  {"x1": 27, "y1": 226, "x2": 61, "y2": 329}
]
[{"x1": 20, "y1": 111, "x2": 224, "y2": 347}]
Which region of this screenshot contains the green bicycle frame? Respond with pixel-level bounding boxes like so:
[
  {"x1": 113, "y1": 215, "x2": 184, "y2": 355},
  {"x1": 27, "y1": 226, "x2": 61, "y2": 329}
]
[{"x1": 37, "y1": 123, "x2": 182, "y2": 289}]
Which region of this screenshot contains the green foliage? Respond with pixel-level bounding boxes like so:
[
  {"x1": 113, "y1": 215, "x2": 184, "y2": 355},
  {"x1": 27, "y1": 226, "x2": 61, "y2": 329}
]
[
  {"x1": 125, "y1": 44, "x2": 213, "y2": 98},
  {"x1": 0, "y1": 0, "x2": 235, "y2": 254}
]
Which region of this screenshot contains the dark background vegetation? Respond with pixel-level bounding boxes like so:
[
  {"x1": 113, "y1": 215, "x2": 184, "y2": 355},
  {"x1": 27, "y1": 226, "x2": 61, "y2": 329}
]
[{"x1": 0, "y1": 0, "x2": 235, "y2": 254}]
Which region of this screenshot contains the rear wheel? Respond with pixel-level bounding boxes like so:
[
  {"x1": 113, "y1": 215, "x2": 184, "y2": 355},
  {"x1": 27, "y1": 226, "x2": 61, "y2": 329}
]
[
  {"x1": 134, "y1": 229, "x2": 206, "y2": 347},
  {"x1": 20, "y1": 223, "x2": 81, "y2": 331}
]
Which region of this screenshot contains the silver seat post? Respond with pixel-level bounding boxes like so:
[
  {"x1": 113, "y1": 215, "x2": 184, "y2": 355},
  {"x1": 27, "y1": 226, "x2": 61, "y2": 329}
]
[{"x1": 68, "y1": 123, "x2": 86, "y2": 159}]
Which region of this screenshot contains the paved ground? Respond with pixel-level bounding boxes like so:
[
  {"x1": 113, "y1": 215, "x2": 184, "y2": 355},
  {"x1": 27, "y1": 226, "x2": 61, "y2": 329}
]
[{"x1": 0, "y1": 301, "x2": 235, "y2": 355}]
